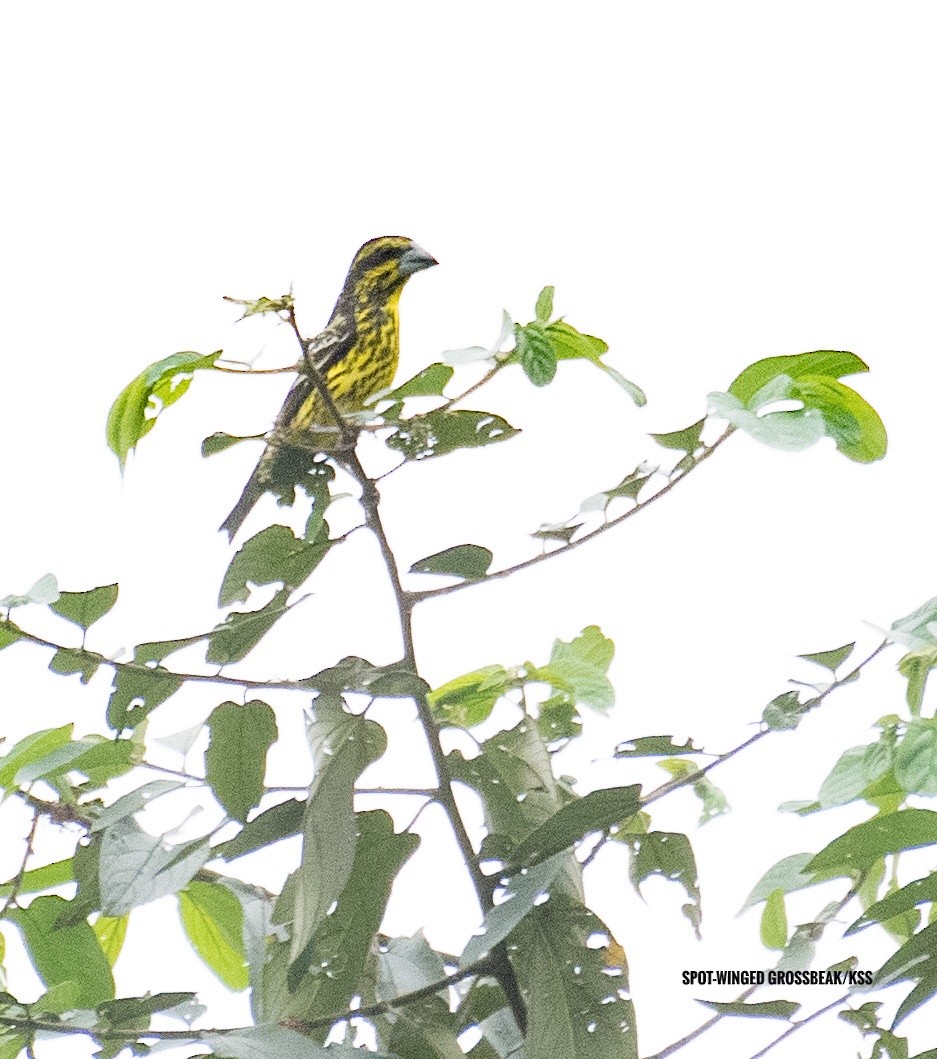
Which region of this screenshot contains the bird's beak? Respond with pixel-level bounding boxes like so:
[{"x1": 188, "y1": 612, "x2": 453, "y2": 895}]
[{"x1": 399, "y1": 244, "x2": 439, "y2": 275}]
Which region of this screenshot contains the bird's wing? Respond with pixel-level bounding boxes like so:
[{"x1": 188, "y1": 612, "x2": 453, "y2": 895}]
[{"x1": 272, "y1": 316, "x2": 355, "y2": 435}]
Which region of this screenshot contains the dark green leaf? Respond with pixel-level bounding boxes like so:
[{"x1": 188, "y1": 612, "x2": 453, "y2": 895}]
[
  {"x1": 386, "y1": 409, "x2": 519, "y2": 461},
  {"x1": 510, "y1": 785, "x2": 642, "y2": 868},
  {"x1": 133, "y1": 635, "x2": 205, "y2": 665},
  {"x1": 107, "y1": 665, "x2": 183, "y2": 731},
  {"x1": 728, "y1": 350, "x2": 869, "y2": 404},
  {"x1": 847, "y1": 872, "x2": 937, "y2": 935},
  {"x1": 276, "y1": 810, "x2": 419, "y2": 1016},
  {"x1": 179, "y1": 880, "x2": 248, "y2": 990},
  {"x1": 288, "y1": 703, "x2": 388, "y2": 987},
  {"x1": 206, "y1": 701, "x2": 278, "y2": 823},
  {"x1": 657, "y1": 759, "x2": 730, "y2": 824},
  {"x1": 516, "y1": 323, "x2": 557, "y2": 387},
  {"x1": 202, "y1": 431, "x2": 264, "y2": 457},
  {"x1": 630, "y1": 831, "x2": 701, "y2": 935},
  {"x1": 106, "y1": 351, "x2": 219, "y2": 468},
  {"x1": 302, "y1": 655, "x2": 429, "y2": 698},
  {"x1": 535, "y1": 285, "x2": 554, "y2": 324},
  {"x1": 512, "y1": 894, "x2": 637, "y2": 1059},
  {"x1": 49, "y1": 584, "x2": 118, "y2": 631},
  {"x1": 895, "y1": 721, "x2": 937, "y2": 795},
  {"x1": 650, "y1": 419, "x2": 706, "y2": 454},
  {"x1": 798, "y1": 642, "x2": 855, "y2": 672},
  {"x1": 97, "y1": 991, "x2": 196, "y2": 1027},
  {"x1": 460, "y1": 853, "x2": 568, "y2": 967},
  {"x1": 531, "y1": 520, "x2": 583, "y2": 544},
  {"x1": 615, "y1": 735, "x2": 703, "y2": 757},
  {"x1": 428, "y1": 665, "x2": 517, "y2": 728},
  {"x1": 380, "y1": 363, "x2": 454, "y2": 401},
  {"x1": 581, "y1": 466, "x2": 654, "y2": 513},
  {"x1": 698, "y1": 999, "x2": 799, "y2": 1019},
  {"x1": 808, "y1": 809, "x2": 937, "y2": 875},
  {"x1": 537, "y1": 694, "x2": 583, "y2": 742},
  {"x1": 874, "y1": 921, "x2": 937, "y2": 1024},
  {"x1": 410, "y1": 544, "x2": 493, "y2": 580},
  {"x1": 220, "y1": 525, "x2": 331, "y2": 607},
  {"x1": 206, "y1": 588, "x2": 291, "y2": 665},
  {"x1": 214, "y1": 798, "x2": 304, "y2": 861},
  {"x1": 8, "y1": 895, "x2": 113, "y2": 1007},
  {"x1": 48, "y1": 647, "x2": 102, "y2": 684}
]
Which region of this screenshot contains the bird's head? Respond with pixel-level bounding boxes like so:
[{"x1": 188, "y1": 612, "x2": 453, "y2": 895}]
[{"x1": 343, "y1": 236, "x2": 438, "y2": 305}]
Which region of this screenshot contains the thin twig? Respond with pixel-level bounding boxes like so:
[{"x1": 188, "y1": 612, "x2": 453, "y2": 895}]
[
  {"x1": 641, "y1": 639, "x2": 891, "y2": 809},
  {"x1": 0, "y1": 808, "x2": 40, "y2": 915},
  {"x1": 745, "y1": 993, "x2": 851, "y2": 1059},
  {"x1": 411, "y1": 428, "x2": 736, "y2": 603}
]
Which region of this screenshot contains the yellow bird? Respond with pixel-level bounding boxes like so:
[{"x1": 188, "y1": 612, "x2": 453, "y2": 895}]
[{"x1": 220, "y1": 236, "x2": 437, "y2": 540}]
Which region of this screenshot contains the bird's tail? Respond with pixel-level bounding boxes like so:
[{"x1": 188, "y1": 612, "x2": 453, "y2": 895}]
[{"x1": 219, "y1": 461, "x2": 266, "y2": 541}]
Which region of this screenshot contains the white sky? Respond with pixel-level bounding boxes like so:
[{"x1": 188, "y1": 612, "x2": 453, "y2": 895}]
[{"x1": 2, "y1": 3, "x2": 936, "y2": 1057}]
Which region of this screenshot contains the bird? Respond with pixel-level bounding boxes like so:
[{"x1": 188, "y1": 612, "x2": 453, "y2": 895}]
[{"x1": 220, "y1": 236, "x2": 438, "y2": 541}]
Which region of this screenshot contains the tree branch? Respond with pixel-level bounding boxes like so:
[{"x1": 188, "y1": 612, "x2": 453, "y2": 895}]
[{"x1": 411, "y1": 426, "x2": 735, "y2": 603}]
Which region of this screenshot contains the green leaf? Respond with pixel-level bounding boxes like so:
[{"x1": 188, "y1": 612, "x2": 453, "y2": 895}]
[
  {"x1": 48, "y1": 647, "x2": 102, "y2": 684},
  {"x1": 761, "y1": 890, "x2": 788, "y2": 950},
  {"x1": 303, "y1": 655, "x2": 429, "y2": 698},
  {"x1": 376, "y1": 932, "x2": 447, "y2": 1001},
  {"x1": 512, "y1": 894, "x2": 637, "y2": 1059},
  {"x1": 49, "y1": 584, "x2": 118, "y2": 631},
  {"x1": 650, "y1": 419, "x2": 706, "y2": 454},
  {"x1": 90, "y1": 779, "x2": 183, "y2": 833},
  {"x1": 898, "y1": 645, "x2": 937, "y2": 712},
  {"x1": 179, "y1": 880, "x2": 248, "y2": 990},
  {"x1": 537, "y1": 694, "x2": 583, "y2": 742},
  {"x1": 98, "y1": 817, "x2": 210, "y2": 915},
  {"x1": 798, "y1": 642, "x2": 856, "y2": 672},
  {"x1": 106, "y1": 350, "x2": 219, "y2": 468},
  {"x1": 580, "y1": 465, "x2": 654, "y2": 513},
  {"x1": 762, "y1": 690, "x2": 806, "y2": 731},
  {"x1": 92, "y1": 915, "x2": 128, "y2": 967},
  {"x1": 698, "y1": 999, "x2": 800, "y2": 1019},
  {"x1": 410, "y1": 544, "x2": 493, "y2": 580},
  {"x1": 386, "y1": 408, "x2": 519, "y2": 461},
  {"x1": 818, "y1": 741, "x2": 892, "y2": 808},
  {"x1": 741, "y1": 852, "x2": 838, "y2": 911},
  {"x1": 728, "y1": 350, "x2": 870, "y2": 404},
  {"x1": 219, "y1": 525, "x2": 331, "y2": 607},
  {"x1": 378, "y1": 363, "x2": 454, "y2": 401},
  {"x1": 531, "y1": 519, "x2": 583, "y2": 544},
  {"x1": 808, "y1": 809, "x2": 937, "y2": 875},
  {"x1": 0, "y1": 858, "x2": 73, "y2": 899},
  {"x1": 530, "y1": 625, "x2": 615, "y2": 713},
  {"x1": 8, "y1": 895, "x2": 114, "y2": 1007},
  {"x1": 0, "y1": 724, "x2": 74, "y2": 790},
  {"x1": 535, "y1": 285, "x2": 554, "y2": 324},
  {"x1": 202, "y1": 431, "x2": 264, "y2": 457},
  {"x1": 546, "y1": 320, "x2": 646, "y2": 405},
  {"x1": 891, "y1": 597, "x2": 937, "y2": 650},
  {"x1": 874, "y1": 920, "x2": 937, "y2": 1024},
  {"x1": 206, "y1": 587, "x2": 291, "y2": 666},
  {"x1": 0, "y1": 620, "x2": 24, "y2": 651},
  {"x1": 657, "y1": 759, "x2": 730, "y2": 824},
  {"x1": 895, "y1": 721, "x2": 937, "y2": 795},
  {"x1": 97, "y1": 991, "x2": 197, "y2": 1027},
  {"x1": 615, "y1": 735, "x2": 703, "y2": 757},
  {"x1": 510, "y1": 785, "x2": 642, "y2": 868},
  {"x1": 288, "y1": 702, "x2": 388, "y2": 987},
  {"x1": 461, "y1": 853, "x2": 568, "y2": 967},
  {"x1": 789, "y1": 375, "x2": 887, "y2": 462},
  {"x1": 206, "y1": 701, "x2": 278, "y2": 823},
  {"x1": 214, "y1": 797, "x2": 304, "y2": 861},
  {"x1": 107, "y1": 665, "x2": 183, "y2": 731},
  {"x1": 629, "y1": 831, "x2": 701, "y2": 935},
  {"x1": 847, "y1": 872, "x2": 937, "y2": 935},
  {"x1": 428, "y1": 665, "x2": 517, "y2": 728},
  {"x1": 516, "y1": 322, "x2": 557, "y2": 386},
  {"x1": 271, "y1": 810, "x2": 419, "y2": 1020},
  {"x1": 133, "y1": 635, "x2": 205, "y2": 665}
]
